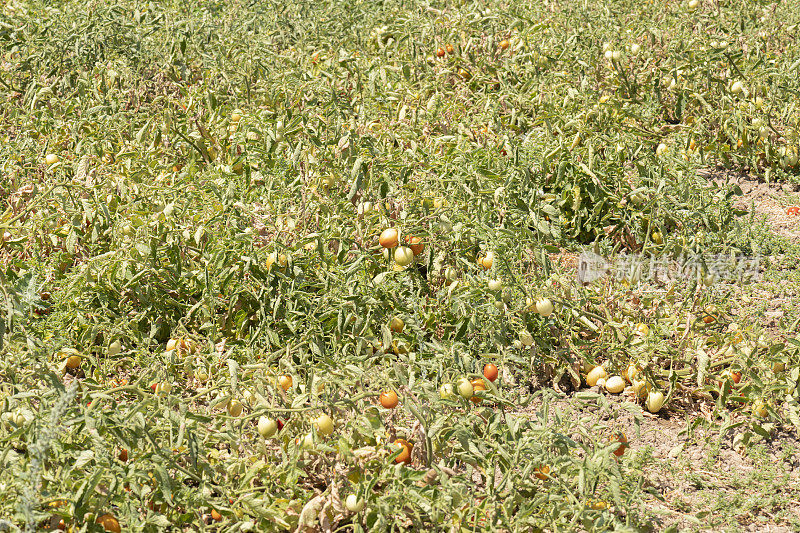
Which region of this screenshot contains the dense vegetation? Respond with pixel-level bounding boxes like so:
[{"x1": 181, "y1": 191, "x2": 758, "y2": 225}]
[{"x1": 1, "y1": 0, "x2": 799, "y2": 530}]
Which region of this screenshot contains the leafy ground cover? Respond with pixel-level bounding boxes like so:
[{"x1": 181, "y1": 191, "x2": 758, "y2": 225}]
[{"x1": 1, "y1": 0, "x2": 800, "y2": 530}]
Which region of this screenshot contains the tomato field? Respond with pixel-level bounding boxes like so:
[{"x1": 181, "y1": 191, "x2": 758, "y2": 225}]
[{"x1": 2, "y1": 0, "x2": 800, "y2": 531}]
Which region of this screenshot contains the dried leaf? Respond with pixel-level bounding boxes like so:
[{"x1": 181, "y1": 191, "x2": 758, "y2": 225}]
[{"x1": 295, "y1": 494, "x2": 325, "y2": 533}]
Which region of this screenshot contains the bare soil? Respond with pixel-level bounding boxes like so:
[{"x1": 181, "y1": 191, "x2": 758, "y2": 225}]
[{"x1": 702, "y1": 168, "x2": 800, "y2": 243}]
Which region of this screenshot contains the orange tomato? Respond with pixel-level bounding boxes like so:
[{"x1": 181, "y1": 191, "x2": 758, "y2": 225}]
[
  {"x1": 211, "y1": 509, "x2": 222, "y2": 521},
  {"x1": 499, "y1": 39, "x2": 510, "y2": 50},
  {"x1": 380, "y1": 228, "x2": 399, "y2": 248},
  {"x1": 405, "y1": 235, "x2": 424, "y2": 256},
  {"x1": 534, "y1": 465, "x2": 550, "y2": 480},
  {"x1": 278, "y1": 374, "x2": 293, "y2": 391},
  {"x1": 96, "y1": 514, "x2": 121, "y2": 533},
  {"x1": 483, "y1": 363, "x2": 499, "y2": 382},
  {"x1": 477, "y1": 252, "x2": 494, "y2": 270},
  {"x1": 446, "y1": 44, "x2": 454, "y2": 54},
  {"x1": 609, "y1": 431, "x2": 628, "y2": 457},
  {"x1": 393, "y1": 439, "x2": 413, "y2": 464},
  {"x1": 586, "y1": 499, "x2": 609, "y2": 510},
  {"x1": 470, "y1": 378, "x2": 487, "y2": 403},
  {"x1": 380, "y1": 390, "x2": 399, "y2": 409},
  {"x1": 436, "y1": 47, "x2": 446, "y2": 58}
]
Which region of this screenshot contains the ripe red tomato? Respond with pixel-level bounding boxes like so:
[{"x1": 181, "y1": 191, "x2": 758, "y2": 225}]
[
  {"x1": 787, "y1": 206, "x2": 800, "y2": 216},
  {"x1": 483, "y1": 363, "x2": 499, "y2": 382}
]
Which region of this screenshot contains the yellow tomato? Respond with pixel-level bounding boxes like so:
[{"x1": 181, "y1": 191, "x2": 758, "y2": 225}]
[
  {"x1": 227, "y1": 400, "x2": 243, "y2": 417},
  {"x1": 457, "y1": 378, "x2": 473, "y2": 399},
  {"x1": 314, "y1": 414, "x2": 334, "y2": 436},
  {"x1": 389, "y1": 316, "x2": 405, "y2": 333},
  {"x1": 258, "y1": 417, "x2": 278, "y2": 438},
  {"x1": 394, "y1": 246, "x2": 414, "y2": 266},
  {"x1": 645, "y1": 391, "x2": 665, "y2": 413},
  {"x1": 586, "y1": 366, "x2": 607, "y2": 387},
  {"x1": 604, "y1": 376, "x2": 625, "y2": 393},
  {"x1": 477, "y1": 251, "x2": 494, "y2": 270}
]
